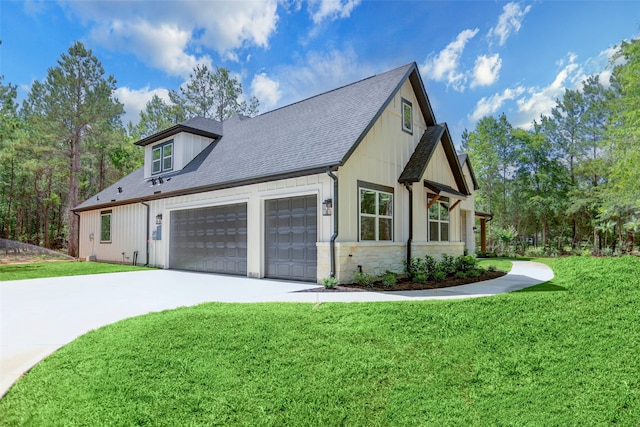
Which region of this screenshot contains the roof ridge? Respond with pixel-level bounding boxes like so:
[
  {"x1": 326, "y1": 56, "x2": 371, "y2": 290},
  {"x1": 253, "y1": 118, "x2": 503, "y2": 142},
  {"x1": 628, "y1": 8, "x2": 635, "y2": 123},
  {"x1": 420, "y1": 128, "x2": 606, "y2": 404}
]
[{"x1": 256, "y1": 62, "x2": 415, "y2": 118}]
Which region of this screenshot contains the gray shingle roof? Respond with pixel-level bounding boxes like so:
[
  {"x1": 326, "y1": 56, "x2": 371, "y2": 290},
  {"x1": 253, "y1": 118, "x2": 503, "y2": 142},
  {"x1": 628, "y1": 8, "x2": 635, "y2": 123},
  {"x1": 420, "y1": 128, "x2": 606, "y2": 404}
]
[
  {"x1": 75, "y1": 62, "x2": 437, "y2": 211},
  {"x1": 398, "y1": 125, "x2": 445, "y2": 183}
]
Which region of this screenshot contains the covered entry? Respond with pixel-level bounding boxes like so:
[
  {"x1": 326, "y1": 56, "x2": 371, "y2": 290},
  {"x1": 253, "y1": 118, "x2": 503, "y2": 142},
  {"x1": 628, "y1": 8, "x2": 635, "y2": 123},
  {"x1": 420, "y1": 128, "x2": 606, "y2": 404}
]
[
  {"x1": 265, "y1": 195, "x2": 317, "y2": 282},
  {"x1": 169, "y1": 203, "x2": 247, "y2": 275}
]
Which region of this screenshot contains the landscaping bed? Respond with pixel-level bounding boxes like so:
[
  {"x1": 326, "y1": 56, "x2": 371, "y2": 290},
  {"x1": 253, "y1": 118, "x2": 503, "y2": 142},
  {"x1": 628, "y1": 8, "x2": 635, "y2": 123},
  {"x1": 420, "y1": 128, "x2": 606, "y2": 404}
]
[{"x1": 299, "y1": 269, "x2": 507, "y2": 292}]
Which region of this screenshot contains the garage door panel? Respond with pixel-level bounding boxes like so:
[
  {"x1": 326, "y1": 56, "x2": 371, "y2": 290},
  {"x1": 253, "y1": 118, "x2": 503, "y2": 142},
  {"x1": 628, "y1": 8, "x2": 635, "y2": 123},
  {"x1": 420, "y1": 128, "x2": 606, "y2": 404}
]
[
  {"x1": 170, "y1": 203, "x2": 247, "y2": 275},
  {"x1": 265, "y1": 195, "x2": 317, "y2": 282}
]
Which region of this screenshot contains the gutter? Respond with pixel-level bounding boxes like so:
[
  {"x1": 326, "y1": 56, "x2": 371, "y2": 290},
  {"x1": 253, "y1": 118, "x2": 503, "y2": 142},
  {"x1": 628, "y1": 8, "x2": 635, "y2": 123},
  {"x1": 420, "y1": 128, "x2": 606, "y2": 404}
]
[
  {"x1": 72, "y1": 211, "x2": 81, "y2": 260},
  {"x1": 139, "y1": 200, "x2": 150, "y2": 266},
  {"x1": 404, "y1": 183, "x2": 413, "y2": 267},
  {"x1": 327, "y1": 168, "x2": 339, "y2": 278}
]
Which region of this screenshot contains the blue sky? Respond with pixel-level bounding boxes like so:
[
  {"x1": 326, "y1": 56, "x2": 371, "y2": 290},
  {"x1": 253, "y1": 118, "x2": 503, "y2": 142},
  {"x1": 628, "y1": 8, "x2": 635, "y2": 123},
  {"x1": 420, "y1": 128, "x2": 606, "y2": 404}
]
[{"x1": 1, "y1": 1, "x2": 639, "y2": 144}]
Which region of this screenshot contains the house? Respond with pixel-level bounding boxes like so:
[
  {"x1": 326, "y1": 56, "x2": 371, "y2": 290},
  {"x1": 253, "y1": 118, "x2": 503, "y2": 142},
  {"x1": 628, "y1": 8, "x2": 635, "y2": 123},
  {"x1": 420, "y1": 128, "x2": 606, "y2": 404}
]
[{"x1": 73, "y1": 62, "x2": 478, "y2": 283}]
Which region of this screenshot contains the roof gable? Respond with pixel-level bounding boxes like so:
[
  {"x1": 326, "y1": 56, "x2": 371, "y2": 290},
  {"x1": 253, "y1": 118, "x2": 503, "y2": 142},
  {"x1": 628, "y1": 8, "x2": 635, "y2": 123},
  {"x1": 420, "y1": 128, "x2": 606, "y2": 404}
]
[{"x1": 399, "y1": 123, "x2": 470, "y2": 196}]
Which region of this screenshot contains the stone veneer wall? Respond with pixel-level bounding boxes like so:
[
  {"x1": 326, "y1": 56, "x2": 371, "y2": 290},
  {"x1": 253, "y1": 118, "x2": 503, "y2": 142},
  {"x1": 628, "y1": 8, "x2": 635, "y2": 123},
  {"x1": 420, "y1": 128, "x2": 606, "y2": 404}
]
[{"x1": 317, "y1": 241, "x2": 465, "y2": 284}]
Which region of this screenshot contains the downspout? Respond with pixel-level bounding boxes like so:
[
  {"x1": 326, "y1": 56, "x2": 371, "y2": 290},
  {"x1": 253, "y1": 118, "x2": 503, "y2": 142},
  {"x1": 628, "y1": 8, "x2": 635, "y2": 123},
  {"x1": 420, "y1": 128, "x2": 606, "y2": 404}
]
[
  {"x1": 404, "y1": 183, "x2": 413, "y2": 266},
  {"x1": 327, "y1": 168, "x2": 338, "y2": 278},
  {"x1": 72, "y1": 211, "x2": 81, "y2": 260},
  {"x1": 139, "y1": 200, "x2": 150, "y2": 266}
]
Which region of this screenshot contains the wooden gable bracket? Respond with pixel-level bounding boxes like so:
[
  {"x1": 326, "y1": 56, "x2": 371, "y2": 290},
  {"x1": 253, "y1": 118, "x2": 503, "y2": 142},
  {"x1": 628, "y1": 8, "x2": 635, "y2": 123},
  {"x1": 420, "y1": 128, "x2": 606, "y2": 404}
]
[
  {"x1": 426, "y1": 194, "x2": 441, "y2": 210},
  {"x1": 449, "y1": 199, "x2": 462, "y2": 212}
]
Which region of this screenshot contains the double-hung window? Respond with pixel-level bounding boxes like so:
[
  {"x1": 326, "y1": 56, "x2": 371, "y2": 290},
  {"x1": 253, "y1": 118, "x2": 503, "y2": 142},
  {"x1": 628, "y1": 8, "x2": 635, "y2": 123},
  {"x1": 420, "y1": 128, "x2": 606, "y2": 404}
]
[
  {"x1": 359, "y1": 183, "x2": 393, "y2": 241},
  {"x1": 152, "y1": 141, "x2": 173, "y2": 175},
  {"x1": 428, "y1": 196, "x2": 449, "y2": 241},
  {"x1": 100, "y1": 210, "x2": 112, "y2": 243}
]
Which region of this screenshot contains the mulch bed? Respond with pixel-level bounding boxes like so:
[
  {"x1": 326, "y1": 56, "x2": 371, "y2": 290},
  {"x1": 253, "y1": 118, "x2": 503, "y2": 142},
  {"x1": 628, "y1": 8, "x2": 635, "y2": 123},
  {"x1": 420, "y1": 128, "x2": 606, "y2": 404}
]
[{"x1": 297, "y1": 270, "x2": 507, "y2": 292}]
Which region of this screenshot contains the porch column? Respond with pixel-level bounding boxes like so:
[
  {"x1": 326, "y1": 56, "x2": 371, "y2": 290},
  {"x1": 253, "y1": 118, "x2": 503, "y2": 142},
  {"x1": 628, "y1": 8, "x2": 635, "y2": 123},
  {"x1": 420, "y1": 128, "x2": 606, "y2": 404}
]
[{"x1": 480, "y1": 218, "x2": 487, "y2": 253}]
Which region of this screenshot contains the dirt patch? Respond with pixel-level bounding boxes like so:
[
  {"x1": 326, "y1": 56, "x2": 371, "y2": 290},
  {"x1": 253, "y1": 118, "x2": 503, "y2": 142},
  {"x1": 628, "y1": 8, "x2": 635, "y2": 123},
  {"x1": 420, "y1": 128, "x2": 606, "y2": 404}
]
[{"x1": 298, "y1": 270, "x2": 507, "y2": 292}]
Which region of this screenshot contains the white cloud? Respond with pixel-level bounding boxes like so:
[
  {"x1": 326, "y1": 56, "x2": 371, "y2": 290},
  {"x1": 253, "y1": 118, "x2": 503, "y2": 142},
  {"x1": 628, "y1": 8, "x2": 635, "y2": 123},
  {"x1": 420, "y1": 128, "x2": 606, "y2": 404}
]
[
  {"x1": 308, "y1": 0, "x2": 361, "y2": 24},
  {"x1": 63, "y1": 1, "x2": 279, "y2": 75},
  {"x1": 507, "y1": 53, "x2": 585, "y2": 128},
  {"x1": 488, "y1": 2, "x2": 532, "y2": 46},
  {"x1": 471, "y1": 54, "x2": 502, "y2": 87},
  {"x1": 470, "y1": 86, "x2": 525, "y2": 121},
  {"x1": 420, "y1": 28, "x2": 479, "y2": 92},
  {"x1": 90, "y1": 20, "x2": 210, "y2": 78},
  {"x1": 276, "y1": 48, "x2": 375, "y2": 105},
  {"x1": 114, "y1": 86, "x2": 170, "y2": 125},
  {"x1": 251, "y1": 73, "x2": 282, "y2": 110}
]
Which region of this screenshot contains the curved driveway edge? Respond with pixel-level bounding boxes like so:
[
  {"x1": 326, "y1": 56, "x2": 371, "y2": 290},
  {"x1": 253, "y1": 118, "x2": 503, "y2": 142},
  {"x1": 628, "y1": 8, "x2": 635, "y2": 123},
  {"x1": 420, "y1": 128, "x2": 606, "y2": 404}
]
[{"x1": 1, "y1": 261, "x2": 553, "y2": 398}]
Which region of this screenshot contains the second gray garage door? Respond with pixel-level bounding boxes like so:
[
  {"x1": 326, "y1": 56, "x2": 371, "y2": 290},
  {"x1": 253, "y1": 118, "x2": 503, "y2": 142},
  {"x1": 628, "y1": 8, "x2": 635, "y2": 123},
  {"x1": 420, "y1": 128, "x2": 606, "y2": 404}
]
[
  {"x1": 169, "y1": 203, "x2": 247, "y2": 275},
  {"x1": 265, "y1": 195, "x2": 317, "y2": 282}
]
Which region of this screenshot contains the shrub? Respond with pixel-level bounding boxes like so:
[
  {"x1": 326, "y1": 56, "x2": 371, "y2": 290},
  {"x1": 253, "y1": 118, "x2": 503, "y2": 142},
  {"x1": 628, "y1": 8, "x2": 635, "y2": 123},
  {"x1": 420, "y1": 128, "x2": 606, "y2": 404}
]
[
  {"x1": 404, "y1": 257, "x2": 426, "y2": 282},
  {"x1": 321, "y1": 277, "x2": 338, "y2": 289},
  {"x1": 487, "y1": 265, "x2": 497, "y2": 272},
  {"x1": 440, "y1": 254, "x2": 457, "y2": 276},
  {"x1": 354, "y1": 271, "x2": 374, "y2": 287},
  {"x1": 382, "y1": 271, "x2": 397, "y2": 288},
  {"x1": 433, "y1": 270, "x2": 447, "y2": 281},
  {"x1": 455, "y1": 255, "x2": 478, "y2": 273},
  {"x1": 455, "y1": 271, "x2": 467, "y2": 279},
  {"x1": 412, "y1": 272, "x2": 427, "y2": 283},
  {"x1": 424, "y1": 255, "x2": 438, "y2": 280},
  {"x1": 468, "y1": 269, "x2": 482, "y2": 278}
]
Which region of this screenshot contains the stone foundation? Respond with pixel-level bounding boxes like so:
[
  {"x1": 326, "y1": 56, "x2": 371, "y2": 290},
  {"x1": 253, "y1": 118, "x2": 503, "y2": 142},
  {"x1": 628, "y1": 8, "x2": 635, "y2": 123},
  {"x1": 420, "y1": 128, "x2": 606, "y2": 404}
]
[{"x1": 317, "y1": 241, "x2": 465, "y2": 284}]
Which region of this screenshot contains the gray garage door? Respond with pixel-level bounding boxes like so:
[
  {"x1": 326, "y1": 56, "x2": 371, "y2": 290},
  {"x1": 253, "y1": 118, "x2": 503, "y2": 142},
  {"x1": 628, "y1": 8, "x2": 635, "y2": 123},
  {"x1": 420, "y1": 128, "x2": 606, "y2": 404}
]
[
  {"x1": 265, "y1": 195, "x2": 317, "y2": 282},
  {"x1": 169, "y1": 203, "x2": 247, "y2": 275}
]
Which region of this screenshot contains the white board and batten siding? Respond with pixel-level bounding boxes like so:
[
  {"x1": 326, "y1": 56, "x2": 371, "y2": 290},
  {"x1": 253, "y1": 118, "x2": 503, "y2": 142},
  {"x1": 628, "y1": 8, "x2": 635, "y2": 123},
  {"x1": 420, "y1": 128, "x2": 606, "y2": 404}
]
[
  {"x1": 78, "y1": 173, "x2": 334, "y2": 278},
  {"x1": 338, "y1": 79, "x2": 427, "y2": 243}
]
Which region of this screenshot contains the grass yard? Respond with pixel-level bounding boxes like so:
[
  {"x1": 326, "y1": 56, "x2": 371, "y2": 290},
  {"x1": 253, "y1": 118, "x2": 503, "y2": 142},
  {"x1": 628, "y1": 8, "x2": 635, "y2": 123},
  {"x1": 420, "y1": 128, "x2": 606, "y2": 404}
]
[
  {"x1": 0, "y1": 261, "x2": 148, "y2": 281},
  {"x1": 1, "y1": 257, "x2": 639, "y2": 425},
  {"x1": 477, "y1": 258, "x2": 513, "y2": 272}
]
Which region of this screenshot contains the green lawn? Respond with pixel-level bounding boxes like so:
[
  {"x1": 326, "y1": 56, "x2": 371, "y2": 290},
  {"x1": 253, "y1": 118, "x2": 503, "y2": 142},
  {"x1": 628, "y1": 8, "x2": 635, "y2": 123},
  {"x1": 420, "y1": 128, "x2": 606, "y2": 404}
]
[
  {"x1": 1, "y1": 257, "x2": 639, "y2": 425},
  {"x1": 0, "y1": 261, "x2": 148, "y2": 281},
  {"x1": 477, "y1": 258, "x2": 513, "y2": 272}
]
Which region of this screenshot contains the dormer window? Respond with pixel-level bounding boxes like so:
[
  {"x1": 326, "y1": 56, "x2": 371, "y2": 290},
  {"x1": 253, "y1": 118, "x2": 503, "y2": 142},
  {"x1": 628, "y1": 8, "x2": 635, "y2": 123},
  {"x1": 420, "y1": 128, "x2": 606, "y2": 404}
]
[{"x1": 152, "y1": 141, "x2": 173, "y2": 175}]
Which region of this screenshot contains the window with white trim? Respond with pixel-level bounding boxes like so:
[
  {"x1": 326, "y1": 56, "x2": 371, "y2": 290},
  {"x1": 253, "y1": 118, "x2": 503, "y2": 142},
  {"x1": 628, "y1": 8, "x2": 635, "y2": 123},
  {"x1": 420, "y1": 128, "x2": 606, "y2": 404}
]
[
  {"x1": 100, "y1": 210, "x2": 112, "y2": 243},
  {"x1": 152, "y1": 141, "x2": 173, "y2": 175},
  {"x1": 359, "y1": 186, "x2": 393, "y2": 241},
  {"x1": 428, "y1": 195, "x2": 449, "y2": 241}
]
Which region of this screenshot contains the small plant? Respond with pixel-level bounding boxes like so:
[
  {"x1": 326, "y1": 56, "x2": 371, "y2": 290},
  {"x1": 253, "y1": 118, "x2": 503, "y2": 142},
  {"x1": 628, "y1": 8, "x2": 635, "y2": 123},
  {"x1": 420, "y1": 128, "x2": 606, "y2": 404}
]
[
  {"x1": 455, "y1": 255, "x2": 478, "y2": 273},
  {"x1": 455, "y1": 271, "x2": 467, "y2": 279},
  {"x1": 433, "y1": 270, "x2": 447, "y2": 281},
  {"x1": 424, "y1": 255, "x2": 438, "y2": 280},
  {"x1": 321, "y1": 277, "x2": 338, "y2": 289},
  {"x1": 487, "y1": 265, "x2": 497, "y2": 272},
  {"x1": 354, "y1": 271, "x2": 374, "y2": 287},
  {"x1": 404, "y1": 257, "x2": 426, "y2": 281},
  {"x1": 440, "y1": 254, "x2": 457, "y2": 276},
  {"x1": 412, "y1": 272, "x2": 427, "y2": 283},
  {"x1": 382, "y1": 271, "x2": 397, "y2": 288}
]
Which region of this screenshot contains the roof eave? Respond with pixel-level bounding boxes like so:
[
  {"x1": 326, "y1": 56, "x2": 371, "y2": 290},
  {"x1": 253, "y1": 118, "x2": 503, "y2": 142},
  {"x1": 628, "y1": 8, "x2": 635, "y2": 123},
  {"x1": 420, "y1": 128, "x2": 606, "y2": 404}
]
[{"x1": 135, "y1": 124, "x2": 222, "y2": 147}]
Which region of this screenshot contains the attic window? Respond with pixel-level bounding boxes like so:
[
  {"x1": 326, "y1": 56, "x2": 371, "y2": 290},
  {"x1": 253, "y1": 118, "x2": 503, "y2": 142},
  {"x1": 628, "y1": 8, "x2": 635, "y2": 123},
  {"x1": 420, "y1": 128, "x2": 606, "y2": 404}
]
[
  {"x1": 152, "y1": 141, "x2": 173, "y2": 175},
  {"x1": 401, "y1": 98, "x2": 413, "y2": 134}
]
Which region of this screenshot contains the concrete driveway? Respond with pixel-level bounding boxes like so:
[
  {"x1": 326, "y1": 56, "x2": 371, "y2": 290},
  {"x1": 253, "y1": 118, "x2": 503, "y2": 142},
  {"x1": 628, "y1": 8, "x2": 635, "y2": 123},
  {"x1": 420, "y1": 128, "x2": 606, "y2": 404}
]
[{"x1": 0, "y1": 261, "x2": 553, "y2": 397}]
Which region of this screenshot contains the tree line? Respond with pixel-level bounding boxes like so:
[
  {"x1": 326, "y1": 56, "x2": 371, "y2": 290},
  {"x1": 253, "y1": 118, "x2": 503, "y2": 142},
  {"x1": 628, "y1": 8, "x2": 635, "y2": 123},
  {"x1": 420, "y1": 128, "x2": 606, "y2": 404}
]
[
  {"x1": 0, "y1": 41, "x2": 259, "y2": 256},
  {"x1": 463, "y1": 39, "x2": 639, "y2": 256}
]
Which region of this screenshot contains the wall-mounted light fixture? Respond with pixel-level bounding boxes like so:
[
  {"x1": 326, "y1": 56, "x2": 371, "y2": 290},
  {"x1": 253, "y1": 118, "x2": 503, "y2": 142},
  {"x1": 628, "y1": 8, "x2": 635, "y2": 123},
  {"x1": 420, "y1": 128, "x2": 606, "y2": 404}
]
[
  {"x1": 473, "y1": 226, "x2": 478, "y2": 234},
  {"x1": 322, "y1": 198, "x2": 333, "y2": 216},
  {"x1": 158, "y1": 176, "x2": 164, "y2": 184},
  {"x1": 150, "y1": 178, "x2": 157, "y2": 186},
  {"x1": 156, "y1": 214, "x2": 163, "y2": 225},
  {"x1": 117, "y1": 187, "x2": 123, "y2": 194}
]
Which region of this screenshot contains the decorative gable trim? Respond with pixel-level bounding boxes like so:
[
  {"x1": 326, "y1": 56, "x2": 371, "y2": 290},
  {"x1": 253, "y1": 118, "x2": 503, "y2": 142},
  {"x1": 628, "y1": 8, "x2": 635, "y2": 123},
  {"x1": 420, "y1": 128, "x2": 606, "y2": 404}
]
[{"x1": 398, "y1": 123, "x2": 470, "y2": 196}]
